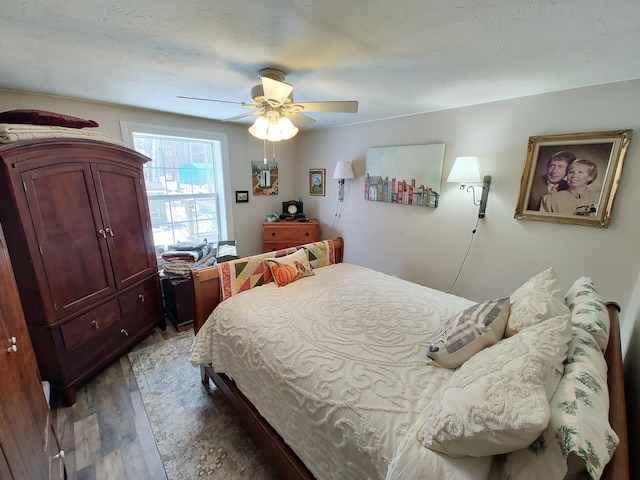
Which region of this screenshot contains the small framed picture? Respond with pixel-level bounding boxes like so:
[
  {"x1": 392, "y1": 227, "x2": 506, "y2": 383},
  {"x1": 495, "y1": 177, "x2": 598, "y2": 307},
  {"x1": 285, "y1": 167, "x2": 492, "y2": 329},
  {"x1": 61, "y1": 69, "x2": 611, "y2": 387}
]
[
  {"x1": 514, "y1": 130, "x2": 632, "y2": 227},
  {"x1": 309, "y1": 169, "x2": 326, "y2": 196},
  {"x1": 235, "y1": 190, "x2": 249, "y2": 203}
]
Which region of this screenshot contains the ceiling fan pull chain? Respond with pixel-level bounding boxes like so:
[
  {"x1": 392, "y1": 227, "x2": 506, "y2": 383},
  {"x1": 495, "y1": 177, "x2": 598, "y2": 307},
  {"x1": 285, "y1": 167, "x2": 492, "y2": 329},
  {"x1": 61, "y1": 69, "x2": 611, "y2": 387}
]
[
  {"x1": 263, "y1": 138, "x2": 267, "y2": 164},
  {"x1": 272, "y1": 141, "x2": 276, "y2": 162}
]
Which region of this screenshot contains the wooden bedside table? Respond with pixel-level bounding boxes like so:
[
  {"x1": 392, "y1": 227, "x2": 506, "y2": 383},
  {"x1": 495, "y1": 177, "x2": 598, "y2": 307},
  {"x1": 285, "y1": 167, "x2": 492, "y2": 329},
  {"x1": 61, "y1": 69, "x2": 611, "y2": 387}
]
[{"x1": 262, "y1": 219, "x2": 319, "y2": 252}]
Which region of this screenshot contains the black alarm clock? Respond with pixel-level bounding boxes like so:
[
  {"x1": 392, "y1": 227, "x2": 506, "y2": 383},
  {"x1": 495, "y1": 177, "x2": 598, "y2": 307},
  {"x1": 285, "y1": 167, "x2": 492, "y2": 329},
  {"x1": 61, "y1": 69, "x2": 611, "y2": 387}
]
[{"x1": 280, "y1": 200, "x2": 304, "y2": 219}]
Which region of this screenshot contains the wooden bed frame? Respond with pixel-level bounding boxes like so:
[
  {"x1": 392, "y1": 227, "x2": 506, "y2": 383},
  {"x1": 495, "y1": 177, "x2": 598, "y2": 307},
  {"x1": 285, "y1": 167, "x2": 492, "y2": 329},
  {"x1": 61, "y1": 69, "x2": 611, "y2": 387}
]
[{"x1": 190, "y1": 237, "x2": 628, "y2": 480}]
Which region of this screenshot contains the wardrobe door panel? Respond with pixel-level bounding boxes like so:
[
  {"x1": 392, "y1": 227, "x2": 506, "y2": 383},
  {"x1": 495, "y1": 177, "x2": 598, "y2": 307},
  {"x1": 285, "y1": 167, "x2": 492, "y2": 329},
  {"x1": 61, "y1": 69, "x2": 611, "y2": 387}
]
[
  {"x1": 92, "y1": 163, "x2": 156, "y2": 289},
  {"x1": 22, "y1": 163, "x2": 115, "y2": 320}
]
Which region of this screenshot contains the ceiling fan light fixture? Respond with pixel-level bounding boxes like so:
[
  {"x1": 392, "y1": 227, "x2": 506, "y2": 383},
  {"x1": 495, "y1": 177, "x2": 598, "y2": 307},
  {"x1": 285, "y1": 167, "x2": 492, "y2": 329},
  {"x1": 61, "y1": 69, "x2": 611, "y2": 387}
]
[
  {"x1": 248, "y1": 113, "x2": 298, "y2": 142},
  {"x1": 248, "y1": 115, "x2": 270, "y2": 139},
  {"x1": 273, "y1": 116, "x2": 298, "y2": 140}
]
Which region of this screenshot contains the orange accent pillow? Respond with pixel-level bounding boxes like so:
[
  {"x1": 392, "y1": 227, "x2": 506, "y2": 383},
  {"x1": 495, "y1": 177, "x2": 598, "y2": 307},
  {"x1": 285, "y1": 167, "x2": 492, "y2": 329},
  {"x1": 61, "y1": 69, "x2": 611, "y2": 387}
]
[{"x1": 265, "y1": 249, "x2": 314, "y2": 287}]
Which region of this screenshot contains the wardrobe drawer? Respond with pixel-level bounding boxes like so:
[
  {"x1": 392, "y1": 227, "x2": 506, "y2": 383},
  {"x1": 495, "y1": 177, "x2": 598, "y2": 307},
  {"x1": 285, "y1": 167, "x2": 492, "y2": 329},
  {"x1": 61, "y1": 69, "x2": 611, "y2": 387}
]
[
  {"x1": 119, "y1": 276, "x2": 163, "y2": 323},
  {"x1": 60, "y1": 299, "x2": 120, "y2": 352}
]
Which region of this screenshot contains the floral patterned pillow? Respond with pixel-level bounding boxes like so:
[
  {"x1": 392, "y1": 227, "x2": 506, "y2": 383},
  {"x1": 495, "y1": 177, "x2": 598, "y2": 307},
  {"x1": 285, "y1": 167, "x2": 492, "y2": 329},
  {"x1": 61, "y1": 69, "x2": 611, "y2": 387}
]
[
  {"x1": 505, "y1": 267, "x2": 570, "y2": 337},
  {"x1": 504, "y1": 327, "x2": 618, "y2": 479},
  {"x1": 565, "y1": 276, "x2": 610, "y2": 351}
]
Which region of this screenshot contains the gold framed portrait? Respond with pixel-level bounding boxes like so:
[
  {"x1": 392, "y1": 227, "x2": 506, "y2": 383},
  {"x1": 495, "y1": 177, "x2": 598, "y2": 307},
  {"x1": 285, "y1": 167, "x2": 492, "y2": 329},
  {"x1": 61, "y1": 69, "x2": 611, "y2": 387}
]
[{"x1": 514, "y1": 130, "x2": 632, "y2": 227}]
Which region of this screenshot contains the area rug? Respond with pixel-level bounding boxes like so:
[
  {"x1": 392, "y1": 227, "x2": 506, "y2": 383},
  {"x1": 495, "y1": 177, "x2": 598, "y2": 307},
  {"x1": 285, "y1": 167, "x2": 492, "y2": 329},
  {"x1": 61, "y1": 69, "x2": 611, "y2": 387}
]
[{"x1": 128, "y1": 332, "x2": 280, "y2": 479}]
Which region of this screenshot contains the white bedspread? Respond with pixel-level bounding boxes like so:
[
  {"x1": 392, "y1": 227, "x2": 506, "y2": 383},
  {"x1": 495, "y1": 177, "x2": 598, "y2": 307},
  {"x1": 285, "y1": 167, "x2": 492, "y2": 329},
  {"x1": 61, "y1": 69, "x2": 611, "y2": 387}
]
[{"x1": 190, "y1": 263, "x2": 493, "y2": 480}]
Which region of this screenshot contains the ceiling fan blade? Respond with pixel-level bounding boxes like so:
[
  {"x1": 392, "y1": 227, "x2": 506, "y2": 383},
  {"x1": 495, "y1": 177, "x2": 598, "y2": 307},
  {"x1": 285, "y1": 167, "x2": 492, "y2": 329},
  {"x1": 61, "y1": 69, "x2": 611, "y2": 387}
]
[
  {"x1": 178, "y1": 96, "x2": 261, "y2": 110},
  {"x1": 288, "y1": 112, "x2": 316, "y2": 127},
  {"x1": 293, "y1": 101, "x2": 359, "y2": 113},
  {"x1": 222, "y1": 111, "x2": 262, "y2": 122},
  {"x1": 177, "y1": 95, "x2": 243, "y2": 105},
  {"x1": 261, "y1": 76, "x2": 294, "y2": 106}
]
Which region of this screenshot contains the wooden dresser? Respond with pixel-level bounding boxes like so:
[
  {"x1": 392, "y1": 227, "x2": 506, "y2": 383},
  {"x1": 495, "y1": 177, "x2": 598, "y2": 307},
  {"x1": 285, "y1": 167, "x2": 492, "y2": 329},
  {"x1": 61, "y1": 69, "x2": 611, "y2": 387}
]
[
  {"x1": 262, "y1": 219, "x2": 319, "y2": 252},
  {"x1": 0, "y1": 138, "x2": 165, "y2": 406},
  {"x1": 0, "y1": 222, "x2": 66, "y2": 479}
]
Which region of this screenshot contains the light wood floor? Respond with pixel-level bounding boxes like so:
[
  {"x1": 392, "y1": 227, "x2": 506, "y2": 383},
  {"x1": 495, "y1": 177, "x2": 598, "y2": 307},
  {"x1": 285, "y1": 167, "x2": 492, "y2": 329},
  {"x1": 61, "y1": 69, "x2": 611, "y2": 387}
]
[{"x1": 51, "y1": 324, "x2": 181, "y2": 480}]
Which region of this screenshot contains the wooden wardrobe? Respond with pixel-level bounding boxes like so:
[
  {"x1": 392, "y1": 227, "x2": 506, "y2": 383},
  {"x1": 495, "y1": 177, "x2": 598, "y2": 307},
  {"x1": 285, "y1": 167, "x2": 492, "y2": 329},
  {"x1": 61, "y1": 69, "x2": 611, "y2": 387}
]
[
  {"x1": 0, "y1": 221, "x2": 66, "y2": 479},
  {"x1": 0, "y1": 138, "x2": 165, "y2": 406}
]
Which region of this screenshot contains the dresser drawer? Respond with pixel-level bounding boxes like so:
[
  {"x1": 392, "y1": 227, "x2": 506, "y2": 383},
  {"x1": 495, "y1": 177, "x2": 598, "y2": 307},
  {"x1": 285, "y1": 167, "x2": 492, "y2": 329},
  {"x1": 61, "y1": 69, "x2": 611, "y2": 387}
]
[
  {"x1": 263, "y1": 223, "x2": 318, "y2": 241},
  {"x1": 60, "y1": 299, "x2": 120, "y2": 352},
  {"x1": 263, "y1": 241, "x2": 307, "y2": 252},
  {"x1": 262, "y1": 219, "x2": 319, "y2": 252}
]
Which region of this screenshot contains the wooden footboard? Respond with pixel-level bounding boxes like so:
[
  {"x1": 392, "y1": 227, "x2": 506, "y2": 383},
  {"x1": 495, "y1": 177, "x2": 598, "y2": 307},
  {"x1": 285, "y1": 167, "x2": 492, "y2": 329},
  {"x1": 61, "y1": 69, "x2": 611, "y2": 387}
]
[
  {"x1": 201, "y1": 365, "x2": 315, "y2": 480},
  {"x1": 191, "y1": 250, "x2": 628, "y2": 480}
]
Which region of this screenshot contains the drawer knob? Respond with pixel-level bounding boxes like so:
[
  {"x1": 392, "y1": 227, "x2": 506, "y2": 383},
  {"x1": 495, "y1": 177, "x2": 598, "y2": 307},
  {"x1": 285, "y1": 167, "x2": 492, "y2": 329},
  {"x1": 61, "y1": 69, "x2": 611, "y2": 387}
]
[
  {"x1": 91, "y1": 320, "x2": 99, "y2": 330},
  {"x1": 138, "y1": 294, "x2": 145, "y2": 302},
  {"x1": 305, "y1": 231, "x2": 309, "y2": 236},
  {"x1": 6, "y1": 336, "x2": 17, "y2": 353},
  {"x1": 120, "y1": 329, "x2": 129, "y2": 337},
  {"x1": 271, "y1": 232, "x2": 276, "y2": 236}
]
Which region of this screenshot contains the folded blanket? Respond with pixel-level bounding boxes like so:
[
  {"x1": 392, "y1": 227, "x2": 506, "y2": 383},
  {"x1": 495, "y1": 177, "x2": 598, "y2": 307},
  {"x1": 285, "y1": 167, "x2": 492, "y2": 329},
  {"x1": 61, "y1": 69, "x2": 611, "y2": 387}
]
[
  {"x1": 162, "y1": 242, "x2": 213, "y2": 262},
  {"x1": 162, "y1": 245, "x2": 216, "y2": 279},
  {"x1": 0, "y1": 123, "x2": 125, "y2": 145}
]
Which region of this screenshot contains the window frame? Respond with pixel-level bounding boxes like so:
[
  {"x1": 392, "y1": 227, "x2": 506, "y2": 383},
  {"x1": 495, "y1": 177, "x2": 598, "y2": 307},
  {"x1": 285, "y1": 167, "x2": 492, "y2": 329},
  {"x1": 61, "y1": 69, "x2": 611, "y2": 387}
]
[{"x1": 120, "y1": 121, "x2": 234, "y2": 248}]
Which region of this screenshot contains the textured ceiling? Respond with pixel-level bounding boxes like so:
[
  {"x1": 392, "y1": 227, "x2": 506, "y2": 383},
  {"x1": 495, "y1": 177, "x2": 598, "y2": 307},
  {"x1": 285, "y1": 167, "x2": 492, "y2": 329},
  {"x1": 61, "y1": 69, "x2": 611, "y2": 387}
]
[{"x1": 1, "y1": 0, "x2": 640, "y2": 130}]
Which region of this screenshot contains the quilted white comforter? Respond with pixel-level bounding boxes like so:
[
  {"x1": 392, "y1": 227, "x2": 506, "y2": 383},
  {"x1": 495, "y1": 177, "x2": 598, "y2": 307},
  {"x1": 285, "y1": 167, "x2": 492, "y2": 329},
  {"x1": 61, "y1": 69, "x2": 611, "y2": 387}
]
[{"x1": 190, "y1": 263, "x2": 493, "y2": 479}]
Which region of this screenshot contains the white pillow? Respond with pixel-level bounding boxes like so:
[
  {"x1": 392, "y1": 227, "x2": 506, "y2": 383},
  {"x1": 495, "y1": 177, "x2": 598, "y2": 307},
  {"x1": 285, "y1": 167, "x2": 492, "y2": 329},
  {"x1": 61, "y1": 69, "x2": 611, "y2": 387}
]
[
  {"x1": 505, "y1": 267, "x2": 569, "y2": 337},
  {"x1": 425, "y1": 298, "x2": 510, "y2": 368},
  {"x1": 418, "y1": 314, "x2": 572, "y2": 457},
  {"x1": 565, "y1": 276, "x2": 610, "y2": 351},
  {"x1": 504, "y1": 327, "x2": 618, "y2": 479}
]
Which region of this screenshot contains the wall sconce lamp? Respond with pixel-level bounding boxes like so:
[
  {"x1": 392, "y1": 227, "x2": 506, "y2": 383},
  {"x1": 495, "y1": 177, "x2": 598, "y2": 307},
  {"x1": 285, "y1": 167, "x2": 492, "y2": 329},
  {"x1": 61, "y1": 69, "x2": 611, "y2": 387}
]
[
  {"x1": 333, "y1": 160, "x2": 355, "y2": 202},
  {"x1": 447, "y1": 156, "x2": 492, "y2": 218}
]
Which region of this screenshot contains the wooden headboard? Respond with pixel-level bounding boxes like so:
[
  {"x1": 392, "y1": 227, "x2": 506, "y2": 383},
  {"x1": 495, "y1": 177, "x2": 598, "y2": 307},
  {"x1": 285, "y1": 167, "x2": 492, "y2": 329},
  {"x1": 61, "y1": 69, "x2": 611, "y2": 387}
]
[
  {"x1": 603, "y1": 302, "x2": 629, "y2": 480},
  {"x1": 191, "y1": 237, "x2": 344, "y2": 334}
]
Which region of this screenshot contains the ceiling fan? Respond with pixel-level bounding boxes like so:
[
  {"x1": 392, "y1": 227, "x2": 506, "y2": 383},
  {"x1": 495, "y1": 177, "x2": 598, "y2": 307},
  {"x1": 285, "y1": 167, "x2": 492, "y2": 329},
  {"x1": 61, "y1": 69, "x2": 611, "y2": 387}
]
[{"x1": 178, "y1": 68, "x2": 358, "y2": 141}]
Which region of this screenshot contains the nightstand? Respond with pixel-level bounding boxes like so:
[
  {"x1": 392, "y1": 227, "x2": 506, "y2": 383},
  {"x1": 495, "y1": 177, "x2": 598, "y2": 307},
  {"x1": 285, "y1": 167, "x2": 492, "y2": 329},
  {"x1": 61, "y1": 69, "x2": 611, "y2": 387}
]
[
  {"x1": 262, "y1": 219, "x2": 319, "y2": 252},
  {"x1": 161, "y1": 277, "x2": 195, "y2": 332}
]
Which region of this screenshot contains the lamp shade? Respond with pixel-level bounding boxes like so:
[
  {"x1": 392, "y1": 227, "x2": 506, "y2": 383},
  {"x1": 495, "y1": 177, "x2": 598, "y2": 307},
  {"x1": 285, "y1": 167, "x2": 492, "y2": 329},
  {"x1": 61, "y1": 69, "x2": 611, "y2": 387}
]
[
  {"x1": 271, "y1": 116, "x2": 298, "y2": 141},
  {"x1": 333, "y1": 160, "x2": 355, "y2": 179},
  {"x1": 447, "y1": 156, "x2": 482, "y2": 184},
  {"x1": 248, "y1": 115, "x2": 269, "y2": 139}
]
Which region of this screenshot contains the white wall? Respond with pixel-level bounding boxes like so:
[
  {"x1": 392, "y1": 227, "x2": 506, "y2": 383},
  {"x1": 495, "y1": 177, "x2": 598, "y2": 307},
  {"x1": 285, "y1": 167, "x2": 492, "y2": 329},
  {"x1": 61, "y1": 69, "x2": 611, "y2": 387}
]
[
  {"x1": 2, "y1": 80, "x2": 640, "y2": 471},
  {"x1": 297, "y1": 79, "x2": 640, "y2": 329},
  {"x1": 297, "y1": 81, "x2": 640, "y2": 465},
  {"x1": 0, "y1": 89, "x2": 299, "y2": 257},
  {"x1": 3, "y1": 84, "x2": 637, "y2": 326}
]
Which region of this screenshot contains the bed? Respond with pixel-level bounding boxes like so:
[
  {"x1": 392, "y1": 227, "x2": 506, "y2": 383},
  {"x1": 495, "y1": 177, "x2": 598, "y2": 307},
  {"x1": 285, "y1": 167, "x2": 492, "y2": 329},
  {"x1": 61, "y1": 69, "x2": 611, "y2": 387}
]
[{"x1": 189, "y1": 237, "x2": 629, "y2": 480}]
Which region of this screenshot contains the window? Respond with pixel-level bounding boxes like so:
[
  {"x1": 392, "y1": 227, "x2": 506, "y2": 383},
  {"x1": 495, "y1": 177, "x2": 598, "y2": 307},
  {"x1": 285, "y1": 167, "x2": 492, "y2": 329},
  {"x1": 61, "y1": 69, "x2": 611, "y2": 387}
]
[{"x1": 120, "y1": 122, "x2": 233, "y2": 257}]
